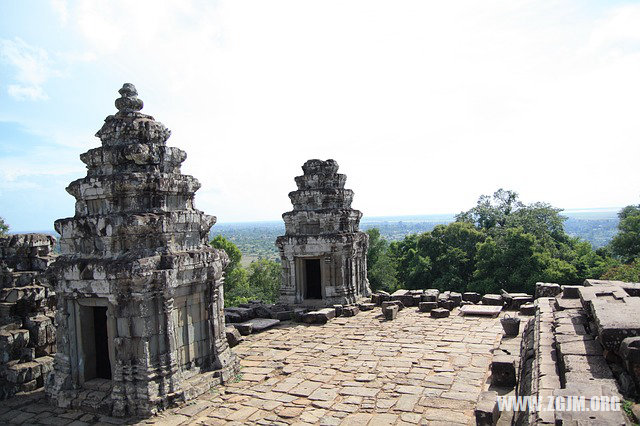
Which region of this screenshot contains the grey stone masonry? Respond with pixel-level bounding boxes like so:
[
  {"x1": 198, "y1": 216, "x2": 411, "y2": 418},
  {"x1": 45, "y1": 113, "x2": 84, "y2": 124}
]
[
  {"x1": 276, "y1": 159, "x2": 371, "y2": 306},
  {"x1": 0, "y1": 233, "x2": 57, "y2": 399},
  {"x1": 45, "y1": 84, "x2": 237, "y2": 417}
]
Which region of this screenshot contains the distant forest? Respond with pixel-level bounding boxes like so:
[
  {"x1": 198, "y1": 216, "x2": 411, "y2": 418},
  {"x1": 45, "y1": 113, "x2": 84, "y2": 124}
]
[{"x1": 211, "y1": 210, "x2": 619, "y2": 265}]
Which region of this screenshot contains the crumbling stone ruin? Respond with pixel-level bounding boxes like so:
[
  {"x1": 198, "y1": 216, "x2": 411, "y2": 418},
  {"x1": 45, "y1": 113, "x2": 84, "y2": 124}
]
[
  {"x1": 475, "y1": 279, "x2": 640, "y2": 425},
  {"x1": 0, "y1": 234, "x2": 56, "y2": 399},
  {"x1": 276, "y1": 159, "x2": 371, "y2": 306},
  {"x1": 45, "y1": 84, "x2": 237, "y2": 416}
]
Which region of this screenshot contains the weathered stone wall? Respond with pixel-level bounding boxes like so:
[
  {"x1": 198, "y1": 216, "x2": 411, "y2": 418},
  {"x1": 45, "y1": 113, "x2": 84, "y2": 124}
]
[
  {"x1": 46, "y1": 84, "x2": 237, "y2": 417},
  {"x1": 276, "y1": 159, "x2": 370, "y2": 306},
  {"x1": 0, "y1": 233, "x2": 56, "y2": 399}
]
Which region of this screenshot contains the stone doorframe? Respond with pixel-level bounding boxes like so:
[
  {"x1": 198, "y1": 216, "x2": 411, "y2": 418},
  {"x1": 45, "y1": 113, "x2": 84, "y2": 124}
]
[
  {"x1": 68, "y1": 297, "x2": 117, "y2": 386},
  {"x1": 294, "y1": 256, "x2": 325, "y2": 303}
]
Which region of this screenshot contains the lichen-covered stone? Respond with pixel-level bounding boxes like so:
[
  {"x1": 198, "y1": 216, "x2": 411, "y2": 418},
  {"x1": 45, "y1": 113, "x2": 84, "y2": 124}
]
[
  {"x1": 276, "y1": 160, "x2": 371, "y2": 306},
  {"x1": 0, "y1": 233, "x2": 56, "y2": 399},
  {"x1": 46, "y1": 84, "x2": 237, "y2": 417}
]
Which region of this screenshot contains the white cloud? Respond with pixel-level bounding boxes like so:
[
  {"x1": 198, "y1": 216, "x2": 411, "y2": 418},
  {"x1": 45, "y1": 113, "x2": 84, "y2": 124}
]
[
  {"x1": 0, "y1": 38, "x2": 52, "y2": 101},
  {"x1": 7, "y1": 84, "x2": 48, "y2": 101},
  {"x1": 5, "y1": 0, "x2": 640, "y2": 227},
  {"x1": 50, "y1": 0, "x2": 69, "y2": 25}
]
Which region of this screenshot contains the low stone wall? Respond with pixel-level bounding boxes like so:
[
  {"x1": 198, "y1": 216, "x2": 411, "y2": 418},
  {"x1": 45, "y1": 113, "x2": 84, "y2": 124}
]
[{"x1": 0, "y1": 233, "x2": 56, "y2": 399}]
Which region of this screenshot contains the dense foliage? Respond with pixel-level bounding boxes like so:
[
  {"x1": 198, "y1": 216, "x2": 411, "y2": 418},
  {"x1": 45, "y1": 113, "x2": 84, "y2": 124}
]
[
  {"x1": 600, "y1": 204, "x2": 640, "y2": 281},
  {"x1": 368, "y1": 189, "x2": 616, "y2": 294},
  {"x1": 366, "y1": 228, "x2": 399, "y2": 293},
  {"x1": 211, "y1": 235, "x2": 281, "y2": 307},
  {"x1": 0, "y1": 217, "x2": 8, "y2": 237}
]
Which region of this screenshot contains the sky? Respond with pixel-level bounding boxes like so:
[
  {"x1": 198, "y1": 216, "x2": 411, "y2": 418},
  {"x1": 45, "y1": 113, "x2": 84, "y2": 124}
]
[{"x1": 1, "y1": 0, "x2": 639, "y2": 232}]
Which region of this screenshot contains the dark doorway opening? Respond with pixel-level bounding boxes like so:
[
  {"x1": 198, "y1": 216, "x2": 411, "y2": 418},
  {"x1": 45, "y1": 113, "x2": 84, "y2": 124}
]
[
  {"x1": 92, "y1": 306, "x2": 112, "y2": 380},
  {"x1": 305, "y1": 259, "x2": 322, "y2": 299}
]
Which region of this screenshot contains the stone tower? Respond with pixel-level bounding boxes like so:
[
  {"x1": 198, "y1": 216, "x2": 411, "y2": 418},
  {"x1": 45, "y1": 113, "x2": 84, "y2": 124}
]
[
  {"x1": 276, "y1": 159, "x2": 371, "y2": 306},
  {"x1": 46, "y1": 84, "x2": 237, "y2": 416}
]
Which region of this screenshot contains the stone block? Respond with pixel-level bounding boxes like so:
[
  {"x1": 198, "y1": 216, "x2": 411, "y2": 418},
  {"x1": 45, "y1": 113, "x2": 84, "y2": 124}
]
[
  {"x1": 382, "y1": 304, "x2": 398, "y2": 320},
  {"x1": 519, "y1": 303, "x2": 536, "y2": 316},
  {"x1": 462, "y1": 292, "x2": 481, "y2": 303},
  {"x1": 481, "y1": 294, "x2": 503, "y2": 306},
  {"x1": 418, "y1": 302, "x2": 437, "y2": 312},
  {"x1": 225, "y1": 326, "x2": 243, "y2": 348},
  {"x1": 459, "y1": 305, "x2": 502, "y2": 316},
  {"x1": 343, "y1": 306, "x2": 359, "y2": 317},
  {"x1": 234, "y1": 323, "x2": 253, "y2": 336},
  {"x1": 381, "y1": 300, "x2": 404, "y2": 311},
  {"x1": 535, "y1": 282, "x2": 561, "y2": 298},
  {"x1": 554, "y1": 383, "x2": 626, "y2": 425},
  {"x1": 491, "y1": 355, "x2": 516, "y2": 387},
  {"x1": 449, "y1": 292, "x2": 462, "y2": 307},
  {"x1": 475, "y1": 391, "x2": 499, "y2": 426},
  {"x1": 510, "y1": 296, "x2": 533, "y2": 310},
  {"x1": 592, "y1": 298, "x2": 640, "y2": 350},
  {"x1": 430, "y1": 308, "x2": 450, "y2": 319},
  {"x1": 562, "y1": 285, "x2": 582, "y2": 299},
  {"x1": 333, "y1": 304, "x2": 344, "y2": 317},
  {"x1": 438, "y1": 299, "x2": 455, "y2": 311},
  {"x1": 275, "y1": 310, "x2": 294, "y2": 321},
  {"x1": 620, "y1": 336, "x2": 640, "y2": 363},
  {"x1": 243, "y1": 318, "x2": 280, "y2": 333},
  {"x1": 304, "y1": 308, "x2": 335, "y2": 324},
  {"x1": 358, "y1": 303, "x2": 375, "y2": 311}
]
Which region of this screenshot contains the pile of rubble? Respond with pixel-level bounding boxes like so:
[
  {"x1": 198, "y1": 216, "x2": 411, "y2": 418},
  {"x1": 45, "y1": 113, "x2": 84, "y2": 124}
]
[
  {"x1": 0, "y1": 233, "x2": 56, "y2": 399},
  {"x1": 476, "y1": 280, "x2": 640, "y2": 425}
]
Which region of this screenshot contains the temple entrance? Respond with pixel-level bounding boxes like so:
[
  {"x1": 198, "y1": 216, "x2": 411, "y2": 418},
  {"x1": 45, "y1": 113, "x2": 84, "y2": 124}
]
[
  {"x1": 92, "y1": 306, "x2": 112, "y2": 379},
  {"x1": 305, "y1": 259, "x2": 322, "y2": 299},
  {"x1": 77, "y1": 301, "x2": 113, "y2": 383}
]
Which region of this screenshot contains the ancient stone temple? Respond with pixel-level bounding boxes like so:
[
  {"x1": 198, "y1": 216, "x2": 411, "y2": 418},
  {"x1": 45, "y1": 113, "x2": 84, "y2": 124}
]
[
  {"x1": 46, "y1": 84, "x2": 237, "y2": 416},
  {"x1": 276, "y1": 159, "x2": 370, "y2": 306}
]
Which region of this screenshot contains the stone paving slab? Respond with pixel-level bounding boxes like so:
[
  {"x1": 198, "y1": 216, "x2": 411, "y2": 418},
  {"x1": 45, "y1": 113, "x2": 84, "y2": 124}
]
[{"x1": 2, "y1": 308, "x2": 506, "y2": 425}]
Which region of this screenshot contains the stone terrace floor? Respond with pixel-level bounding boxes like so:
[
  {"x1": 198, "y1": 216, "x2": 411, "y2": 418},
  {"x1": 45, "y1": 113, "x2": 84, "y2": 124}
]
[{"x1": 1, "y1": 308, "x2": 508, "y2": 425}]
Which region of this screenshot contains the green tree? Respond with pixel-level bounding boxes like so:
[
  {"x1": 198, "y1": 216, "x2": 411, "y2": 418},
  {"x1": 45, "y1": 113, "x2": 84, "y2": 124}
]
[
  {"x1": 224, "y1": 267, "x2": 251, "y2": 307},
  {"x1": 0, "y1": 217, "x2": 8, "y2": 237},
  {"x1": 247, "y1": 259, "x2": 281, "y2": 303},
  {"x1": 389, "y1": 234, "x2": 431, "y2": 290},
  {"x1": 366, "y1": 228, "x2": 398, "y2": 293},
  {"x1": 211, "y1": 235, "x2": 248, "y2": 306},
  {"x1": 473, "y1": 228, "x2": 545, "y2": 294},
  {"x1": 601, "y1": 259, "x2": 640, "y2": 282},
  {"x1": 610, "y1": 205, "x2": 640, "y2": 263},
  {"x1": 456, "y1": 188, "x2": 522, "y2": 232},
  {"x1": 211, "y1": 235, "x2": 242, "y2": 270},
  {"x1": 415, "y1": 222, "x2": 485, "y2": 292}
]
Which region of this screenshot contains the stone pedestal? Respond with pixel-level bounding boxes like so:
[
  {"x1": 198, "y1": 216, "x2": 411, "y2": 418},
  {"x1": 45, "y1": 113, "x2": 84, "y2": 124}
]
[
  {"x1": 276, "y1": 160, "x2": 371, "y2": 307},
  {"x1": 45, "y1": 84, "x2": 237, "y2": 417}
]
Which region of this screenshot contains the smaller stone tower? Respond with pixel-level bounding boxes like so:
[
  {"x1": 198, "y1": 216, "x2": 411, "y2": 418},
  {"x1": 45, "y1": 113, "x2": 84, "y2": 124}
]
[{"x1": 276, "y1": 159, "x2": 371, "y2": 306}]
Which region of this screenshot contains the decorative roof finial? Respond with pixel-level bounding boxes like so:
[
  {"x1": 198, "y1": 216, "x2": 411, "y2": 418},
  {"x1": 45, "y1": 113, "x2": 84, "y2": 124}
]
[{"x1": 115, "y1": 83, "x2": 143, "y2": 113}]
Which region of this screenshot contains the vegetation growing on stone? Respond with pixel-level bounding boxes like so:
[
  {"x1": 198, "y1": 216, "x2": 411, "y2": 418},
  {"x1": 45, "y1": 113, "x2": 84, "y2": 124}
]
[{"x1": 0, "y1": 217, "x2": 8, "y2": 237}]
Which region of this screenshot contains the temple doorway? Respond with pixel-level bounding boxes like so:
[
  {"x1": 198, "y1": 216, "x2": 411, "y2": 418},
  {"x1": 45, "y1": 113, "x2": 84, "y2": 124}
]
[{"x1": 304, "y1": 259, "x2": 322, "y2": 299}]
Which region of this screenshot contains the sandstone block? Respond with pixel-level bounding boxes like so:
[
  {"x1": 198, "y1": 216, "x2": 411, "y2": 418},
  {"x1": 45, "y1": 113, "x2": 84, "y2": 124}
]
[
  {"x1": 418, "y1": 302, "x2": 437, "y2": 312},
  {"x1": 343, "y1": 306, "x2": 359, "y2": 317},
  {"x1": 491, "y1": 355, "x2": 516, "y2": 387},
  {"x1": 475, "y1": 391, "x2": 499, "y2": 425},
  {"x1": 462, "y1": 292, "x2": 481, "y2": 303},
  {"x1": 430, "y1": 308, "x2": 450, "y2": 319},
  {"x1": 481, "y1": 294, "x2": 503, "y2": 306},
  {"x1": 382, "y1": 305, "x2": 398, "y2": 320}
]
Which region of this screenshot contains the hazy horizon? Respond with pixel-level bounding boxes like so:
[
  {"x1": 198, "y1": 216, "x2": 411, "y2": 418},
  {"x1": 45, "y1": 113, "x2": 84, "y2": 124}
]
[
  {"x1": 2, "y1": 1, "x2": 639, "y2": 232},
  {"x1": 7, "y1": 206, "x2": 621, "y2": 234}
]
